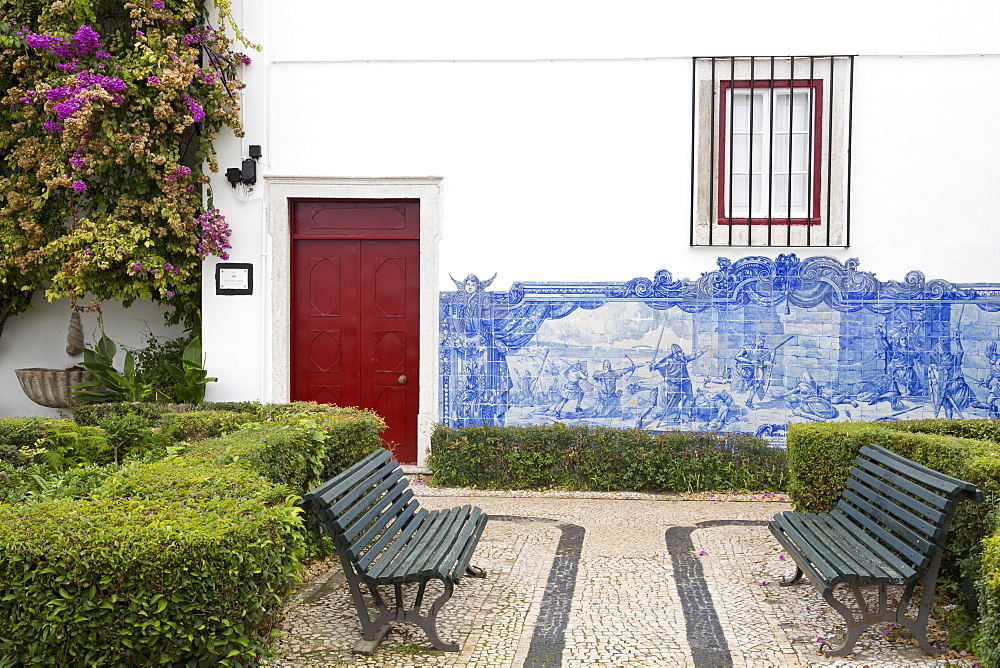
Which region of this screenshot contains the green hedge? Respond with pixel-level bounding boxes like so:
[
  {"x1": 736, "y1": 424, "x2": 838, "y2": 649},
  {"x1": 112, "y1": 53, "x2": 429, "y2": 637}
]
[
  {"x1": 0, "y1": 497, "x2": 304, "y2": 666},
  {"x1": 0, "y1": 402, "x2": 387, "y2": 665},
  {"x1": 786, "y1": 419, "x2": 1000, "y2": 664},
  {"x1": 183, "y1": 411, "x2": 383, "y2": 496},
  {"x1": 979, "y1": 527, "x2": 1000, "y2": 667},
  {"x1": 430, "y1": 423, "x2": 786, "y2": 492},
  {"x1": 0, "y1": 462, "x2": 120, "y2": 505},
  {"x1": 0, "y1": 417, "x2": 57, "y2": 465},
  {"x1": 69, "y1": 402, "x2": 187, "y2": 427},
  {"x1": 157, "y1": 409, "x2": 263, "y2": 442},
  {"x1": 95, "y1": 457, "x2": 295, "y2": 505}
]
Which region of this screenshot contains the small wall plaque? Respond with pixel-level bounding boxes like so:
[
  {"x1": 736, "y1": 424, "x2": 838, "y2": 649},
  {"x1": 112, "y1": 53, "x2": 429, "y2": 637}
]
[{"x1": 216, "y1": 263, "x2": 253, "y2": 295}]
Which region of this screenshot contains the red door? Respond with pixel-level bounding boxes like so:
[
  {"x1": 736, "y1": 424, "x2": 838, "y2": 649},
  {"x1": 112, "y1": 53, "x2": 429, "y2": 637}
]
[{"x1": 290, "y1": 200, "x2": 420, "y2": 462}]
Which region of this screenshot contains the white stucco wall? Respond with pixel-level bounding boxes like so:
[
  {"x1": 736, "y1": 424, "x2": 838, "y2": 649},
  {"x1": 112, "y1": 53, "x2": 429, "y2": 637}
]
[
  {"x1": 213, "y1": 54, "x2": 1000, "y2": 291},
  {"x1": 0, "y1": 297, "x2": 180, "y2": 417},
  {"x1": 198, "y1": 0, "x2": 999, "y2": 462}
]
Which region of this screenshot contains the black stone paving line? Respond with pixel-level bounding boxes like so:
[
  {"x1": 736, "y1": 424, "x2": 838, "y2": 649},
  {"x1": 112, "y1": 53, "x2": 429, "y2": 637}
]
[
  {"x1": 666, "y1": 519, "x2": 771, "y2": 668},
  {"x1": 488, "y1": 514, "x2": 773, "y2": 668},
  {"x1": 488, "y1": 515, "x2": 585, "y2": 668}
]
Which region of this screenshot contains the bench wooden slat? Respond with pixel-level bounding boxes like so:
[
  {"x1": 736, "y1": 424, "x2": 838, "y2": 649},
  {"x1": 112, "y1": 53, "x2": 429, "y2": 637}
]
[
  {"x1": 829, "y1": 508, "x2": 919, "y2": 581},
  {"x1": 365, "y1": 506, "x2": 432, "y2": 580},
  {"x1": 853, "y1": 458, "x2": 951, "y2": 513},
  {"x1": 835, "y1": 498, "x2": 930, "y2": 574},
  {"x1": 328, "y1": 465, "x2": 406, "y2": 534},
  {"x1": 374, "y1": 508, "x2": 461, "y2": 583},
  {"x1": 796, "y1": 512, "x2": 901, "y2": 584},
  {"x1": 354, "y1": 497, "x2": 421, "y2": 571},
  {"x1": 351, "y1": 490, "x2": 417, "y2": 567},
  {"x1": 439, "y1": 507, "x2": 486, "y2": 580},
  {"x1": 857, "y1": 444, "x2": 980, "y2": 499},
  {"x1": 849, "y1": 464, "x2": 947, "y2": 525},
  {"x1": 419, "y1": 506, "x2": 479, "y2": 579},
  {"x1": 398, "y1": 509, "x2": 473, "y2": 583},
  {"x1": 843, "y1": 477, "x2": 941, "y2": 545},
  {"x1": 839, "y1": 488, "x2": 935, "y2": 563},
  {"x1": 337, "y1": 469, "x2": 409, "y2": 543},
  {"x1": 773, "y1": 512, "x2": 855, "y2": 584},
  {"x1": 812, "y1": 512, "x2": 905, "y2": 583},
  {"x1": 775, "y1": 511, "x2": 900, "y2": 586},
  {"x1": 304, "y1": 448, "x2": 393, "y2": 509}
]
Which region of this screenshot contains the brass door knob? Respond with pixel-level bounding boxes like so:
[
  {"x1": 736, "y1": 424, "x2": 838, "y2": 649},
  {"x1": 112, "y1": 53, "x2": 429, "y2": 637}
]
[{"x1": 398, "y1": 375, "x2": 407, "y2": 385}]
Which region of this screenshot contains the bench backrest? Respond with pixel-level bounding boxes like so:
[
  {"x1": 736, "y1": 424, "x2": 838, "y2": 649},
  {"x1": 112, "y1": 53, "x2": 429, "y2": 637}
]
[
  {"x1": 301, "y1": 449, "x2": 418, "y2": 571},
  {"x1": 832, "y1": 443, "x2": 981, "y2": 583}
]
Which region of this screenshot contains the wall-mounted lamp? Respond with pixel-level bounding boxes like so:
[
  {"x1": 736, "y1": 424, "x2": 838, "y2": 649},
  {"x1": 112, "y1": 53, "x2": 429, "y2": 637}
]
[{"x1": 227, "y1": 145, "x2": 262, "y2": 187}]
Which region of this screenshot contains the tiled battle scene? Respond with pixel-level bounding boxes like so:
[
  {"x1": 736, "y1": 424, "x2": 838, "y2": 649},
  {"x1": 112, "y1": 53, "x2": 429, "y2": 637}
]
[
  {"x1": 440, "y1": 255, "x2": 1000, "y2": 445},
  {"x1": 266, "y1": 481, "x2": 981, "y2": 667}
]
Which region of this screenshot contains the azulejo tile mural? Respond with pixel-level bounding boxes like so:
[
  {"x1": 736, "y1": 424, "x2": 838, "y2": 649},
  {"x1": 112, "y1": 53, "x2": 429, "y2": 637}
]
[{"x1": 439, "y1": 255, "x2": 1000, "y2": 445}]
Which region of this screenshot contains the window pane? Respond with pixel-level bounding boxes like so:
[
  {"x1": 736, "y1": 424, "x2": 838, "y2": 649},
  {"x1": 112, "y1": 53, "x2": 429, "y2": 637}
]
[
  {"x1": 770, "y1": 174, "x2": 808, "y2": 216},
  {"x1": 731, "y1": 133, "x2": 763, "y2": 173},
  {"x1": 732, "y1": 93, "x2": 750, "y2": 128},
  {"x1": 790, "y1": 174, "x2": 808, "y2": 209},
  {"x1": 731, "y1": 174, "x2": 749, "y2": 211},
  {"x1": 732, "y1": 92, "x2": 764, "y2": 132},
  {"x1": 773, "y1": 133, "x2": 809, "y2": 171},
  {"x1": 774, "y1": 91, "x2": 810, "y2": 131},
  {"x1": 730, "y1": 174, "x2": 764, "y2": 216},
  {"x1": 749, "y1": 174, "x2": 762, "y2": 213}
]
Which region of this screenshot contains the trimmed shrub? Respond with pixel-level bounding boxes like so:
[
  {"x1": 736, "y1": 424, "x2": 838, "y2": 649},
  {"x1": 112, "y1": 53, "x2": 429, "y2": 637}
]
[
  {"x1": 183, "y1": 410, "x2": 385, "y2": 495},
  {"x1": 157, "y1": 409, "x2": 262, "y2": 442},
  {"x1": 978, "y1": 527, "x2": 1000, "y2": 667},
  {"x1": 429, "y1": 423, "x2": 786, "y2": 492},
  {"x1": 0, "y1": 497, "x2": 304, "y2": 666},
  {"x1": 96, "y1": 457, "x2": 294, "y2": 505},
  {"x1": 0, "y1": 418, "x2": 114, "y2": 471},
  {"x1": 69, "y1": 402, "x2": 184, "y2": 427},
  {"x1": 0, "y1": 417, "x2": 74, "y2": 466},
  {"x1": 0, "y1": 463, "x2": 120, "y2": 505},
  {"x1": 0, "y1": 402, "x2": 386, "y2": 663}
]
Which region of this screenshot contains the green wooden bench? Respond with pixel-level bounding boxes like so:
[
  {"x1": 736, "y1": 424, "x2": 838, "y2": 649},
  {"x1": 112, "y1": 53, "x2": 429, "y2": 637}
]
[
  {"x1": 301, "y1": 449, "x2": 488, "y2": 653},
  {"x1": 769, "y1": 442, "x2": 981, "y2": 657}
]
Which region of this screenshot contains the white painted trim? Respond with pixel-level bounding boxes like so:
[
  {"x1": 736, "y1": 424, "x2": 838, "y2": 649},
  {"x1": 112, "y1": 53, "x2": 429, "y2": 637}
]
[{"x1": 264, "y1": 176, "x2": 443, "y2": 466}]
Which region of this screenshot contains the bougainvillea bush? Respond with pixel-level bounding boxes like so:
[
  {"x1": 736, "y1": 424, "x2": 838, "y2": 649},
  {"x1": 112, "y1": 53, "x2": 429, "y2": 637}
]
[{"x1": 0, "y1": 0, "x2": 257, "y2": 327}]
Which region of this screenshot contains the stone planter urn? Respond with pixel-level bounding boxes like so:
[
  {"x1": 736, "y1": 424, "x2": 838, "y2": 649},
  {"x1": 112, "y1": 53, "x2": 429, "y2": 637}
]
[{"x1": 14, "y1": 366, "x2": 92, "y2": 408}]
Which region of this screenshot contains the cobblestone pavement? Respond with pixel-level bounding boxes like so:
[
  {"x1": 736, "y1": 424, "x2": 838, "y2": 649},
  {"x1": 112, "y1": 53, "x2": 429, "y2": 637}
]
[{"x1": 267, "y1": 482, "x2": 981, "y2": 668}]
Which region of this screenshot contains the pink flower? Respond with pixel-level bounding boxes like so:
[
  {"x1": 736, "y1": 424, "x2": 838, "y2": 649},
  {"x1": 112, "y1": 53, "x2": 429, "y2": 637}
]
[{"x1": 71, "y1": 181, "x2": 87, "y2": 191}]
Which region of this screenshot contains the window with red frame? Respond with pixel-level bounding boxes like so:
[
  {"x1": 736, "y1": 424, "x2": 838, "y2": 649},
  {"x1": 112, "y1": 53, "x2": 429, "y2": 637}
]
[
  {"x1": 718, "y1": 79, "x2": 822, "y2": 226},
  {"x1": 690, "y1": 56, "x2": 854, "y2": 247}
]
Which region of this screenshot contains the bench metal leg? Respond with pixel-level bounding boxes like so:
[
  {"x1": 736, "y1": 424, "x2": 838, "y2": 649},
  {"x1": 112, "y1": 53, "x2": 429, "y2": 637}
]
[
  {"x1": 339, "y1": 551, "x2": 461, "y2": 653},
  {"x1": 894, "y1": 563, "x2": 947, "y2": 655},
  {"x1": 339, "y1": 554, "x2": 394, "y2": 653},
  {"x1": 778, "y1": 566, "x2": 804, "y2": 586},
  {"x1": 822, "y1": 582, "x2": 887, "y2": 657},
  {"x1": 820, "y1": 577, "x2": 944, "y2": 658},
  {"x1": 394, "y1": 578, "x2": 459, "y2": 652}
]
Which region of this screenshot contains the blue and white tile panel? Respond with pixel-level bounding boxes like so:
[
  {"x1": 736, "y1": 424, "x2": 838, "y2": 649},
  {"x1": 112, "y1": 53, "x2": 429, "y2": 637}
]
[{"x1": 439, "y1": 255, "x2": 1000, "y2": 446}]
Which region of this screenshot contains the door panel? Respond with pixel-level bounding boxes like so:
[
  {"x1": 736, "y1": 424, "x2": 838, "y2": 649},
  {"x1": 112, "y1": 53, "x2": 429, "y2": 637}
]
[{"x1": 291, "y1": 202, "x2": 419, "y2": 462}]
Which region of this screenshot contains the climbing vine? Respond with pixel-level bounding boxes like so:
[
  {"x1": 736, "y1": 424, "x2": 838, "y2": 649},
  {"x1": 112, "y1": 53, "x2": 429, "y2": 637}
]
[{"x1": 0, "y1": 0, "x2": 257, "y2": 328}]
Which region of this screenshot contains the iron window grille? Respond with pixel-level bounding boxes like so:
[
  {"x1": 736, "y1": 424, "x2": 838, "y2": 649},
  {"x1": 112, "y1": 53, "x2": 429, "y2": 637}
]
[{"x1": 690, "y1": 56, "x2": 855, "y2": 247}]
